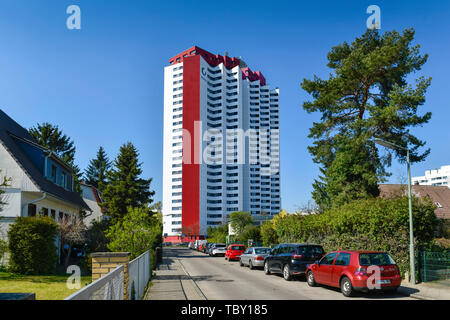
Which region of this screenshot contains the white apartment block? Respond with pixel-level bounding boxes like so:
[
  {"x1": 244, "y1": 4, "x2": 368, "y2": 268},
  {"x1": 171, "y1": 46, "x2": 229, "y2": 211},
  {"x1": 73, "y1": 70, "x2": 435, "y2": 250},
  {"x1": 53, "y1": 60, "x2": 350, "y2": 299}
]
[
  {"x1": 162, "y1": 46, "x2": 280, "y2": 242},
  {"x1": 412, "y1": 165, "x2": 450, "y2": 188}
]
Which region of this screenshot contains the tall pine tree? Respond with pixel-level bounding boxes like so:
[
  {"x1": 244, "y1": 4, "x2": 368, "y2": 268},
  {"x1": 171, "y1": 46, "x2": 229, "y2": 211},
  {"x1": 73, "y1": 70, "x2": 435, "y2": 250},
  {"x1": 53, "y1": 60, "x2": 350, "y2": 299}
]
[
  {"x1": 84, "y1": 146, "x2": 111, "y2": 192},
  {"x1": 29, "y1": 122, "x2": 76, "y2": 165},
  {"x1": 301, "y1": 28, "x2": 431, "y2": 209},
  {"x1": 101, "y1": 142, "x2": 155, "y2": 221}
]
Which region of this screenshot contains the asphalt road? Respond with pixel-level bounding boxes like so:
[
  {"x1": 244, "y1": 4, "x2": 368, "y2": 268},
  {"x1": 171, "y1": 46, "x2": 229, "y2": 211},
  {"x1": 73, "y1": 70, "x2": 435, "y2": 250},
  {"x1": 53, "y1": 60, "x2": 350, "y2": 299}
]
[{"x1": 163, "y1": 247, "x2": 415, "y2": 300}]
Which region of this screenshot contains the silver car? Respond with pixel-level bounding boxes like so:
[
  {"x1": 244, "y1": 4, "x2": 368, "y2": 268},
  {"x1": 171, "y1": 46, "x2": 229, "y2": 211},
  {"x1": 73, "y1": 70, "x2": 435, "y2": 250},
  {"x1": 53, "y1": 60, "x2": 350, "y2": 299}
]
[
  {"x1": 210, "y1": 243, "x2": 227, "y2": 256},
  {"x1": 239, "y1": 247, "x2": 272, "y2": 269}
]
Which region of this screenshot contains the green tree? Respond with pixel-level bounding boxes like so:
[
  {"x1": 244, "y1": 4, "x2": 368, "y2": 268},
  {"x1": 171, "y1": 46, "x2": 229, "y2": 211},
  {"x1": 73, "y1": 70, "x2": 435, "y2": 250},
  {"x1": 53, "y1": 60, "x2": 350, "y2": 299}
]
[
  {"x1": 207, "y1": 224, "x2": 228, "y2": 244},
  {"x1": 149, "y1": 201, "x2": 162, "y2": 214},
  {"x1": 301, "y1": 28, "x2": 431, "y2": 209},
  {"x1": 260, "y1": 221, "x2": 279, "y2": 246},
  {"x1": 239, "y1": 225, "x2": 261, "y2": 243},
  {"x1": 230, "y1": 211, "x2": 254, "y2": 237},
  {"x1": 84, "y1": 146, "x2": 111, "y2": 192},
  {"x1": 29, "y1": 122, "x2": 76, "y2": 165},
  {"x1": 101, "y1": 142, "x2": 155, "y2": 221},
  {"x1": 106, "y1": 207, "x2": 162, "y2": 259}
]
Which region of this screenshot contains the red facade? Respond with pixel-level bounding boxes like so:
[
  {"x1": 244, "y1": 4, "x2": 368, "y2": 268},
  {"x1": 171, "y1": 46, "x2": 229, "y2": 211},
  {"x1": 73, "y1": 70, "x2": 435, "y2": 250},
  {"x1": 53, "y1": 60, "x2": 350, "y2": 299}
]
[{"x1": 181, "y1": 55, "x2": 201, "y2": 237}]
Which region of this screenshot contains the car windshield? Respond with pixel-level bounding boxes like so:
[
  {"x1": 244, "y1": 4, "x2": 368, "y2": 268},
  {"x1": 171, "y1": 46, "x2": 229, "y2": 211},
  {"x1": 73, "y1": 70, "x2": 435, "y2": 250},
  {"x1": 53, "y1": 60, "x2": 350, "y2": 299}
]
[
  {"x1": 255, "y1": 248, "x2": 271, "y2": 254},
  {"x1": 296, "y1": 246, "x2": 324, "y2": 255},
  {"x1": 231, "y1": 246, "x2": 245, "y2": 250},
  {"x1": 359, "y1": 253, "x2": 396, "y2": 266},
  {"x1": 215, "y1": 244, "x2": 225, "y2": 248}
]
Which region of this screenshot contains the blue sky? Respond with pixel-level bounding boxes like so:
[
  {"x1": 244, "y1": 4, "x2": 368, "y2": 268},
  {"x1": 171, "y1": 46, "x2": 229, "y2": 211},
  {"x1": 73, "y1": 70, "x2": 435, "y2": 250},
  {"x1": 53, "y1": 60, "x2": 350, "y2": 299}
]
[{"x1": 0, "y1": 0, "x2": 449, "y2": 211}]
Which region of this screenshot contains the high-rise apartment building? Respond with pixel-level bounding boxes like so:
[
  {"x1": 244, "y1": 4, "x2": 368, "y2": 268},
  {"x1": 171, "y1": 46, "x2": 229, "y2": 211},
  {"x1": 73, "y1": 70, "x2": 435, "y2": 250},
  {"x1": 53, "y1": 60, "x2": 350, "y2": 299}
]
[
  {"x1": 412, "y1": 165, "x2": 450, "y2": 188},
  {"x1": 162, "y1": 46, "x2": 280, "y2": 242}
]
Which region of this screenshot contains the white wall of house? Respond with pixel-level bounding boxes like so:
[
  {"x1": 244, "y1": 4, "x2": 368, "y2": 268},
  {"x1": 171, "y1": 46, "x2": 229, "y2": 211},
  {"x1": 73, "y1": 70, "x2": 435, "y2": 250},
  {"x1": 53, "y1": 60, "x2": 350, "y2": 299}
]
[
  {"x1": 81, "y1": 185, "x2": 103, "y2": 226},
  {"x1": 0, "y1": 143, "x2": 39, "y2": 192},
  {"x1": 0, "y1": 144, "x2": 81, "y2": 241}
]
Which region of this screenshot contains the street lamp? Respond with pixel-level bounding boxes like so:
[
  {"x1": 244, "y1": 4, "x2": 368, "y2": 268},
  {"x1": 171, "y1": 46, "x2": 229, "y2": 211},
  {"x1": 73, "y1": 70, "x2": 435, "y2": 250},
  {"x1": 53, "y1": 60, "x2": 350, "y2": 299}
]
[{"x1": 374, "y1": 138, "x2": 416, "y2": 284}]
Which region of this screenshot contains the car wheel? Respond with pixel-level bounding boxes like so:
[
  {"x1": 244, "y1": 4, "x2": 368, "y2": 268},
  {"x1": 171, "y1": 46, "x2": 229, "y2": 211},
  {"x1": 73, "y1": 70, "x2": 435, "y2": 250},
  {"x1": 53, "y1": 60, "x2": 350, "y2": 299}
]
[
  {"x1": 307, "y1": 271, "x2": 316, "y2": 287},
  {"x1": 264, "y1": 261, "x2": 271, "y2": 275},
  {"x1": 283, "y1": 264, "x2": 292, "y2": 281},
  {"x1": 239, "y1": 258, "x2": 244, "y2": 267},
  {"x1": 340, "y1": 277, "x2": 354, "y2": 297},
  {"x1": 249, "y1": 260, "x2": 254, "y2": 270}
]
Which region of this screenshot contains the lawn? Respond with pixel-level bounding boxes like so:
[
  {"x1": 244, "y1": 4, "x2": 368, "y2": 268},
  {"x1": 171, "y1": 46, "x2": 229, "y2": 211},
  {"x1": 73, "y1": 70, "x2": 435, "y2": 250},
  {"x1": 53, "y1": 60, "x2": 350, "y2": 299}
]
[{"x1": 0, "y1": 272, "x2": 91, "y2": 300}]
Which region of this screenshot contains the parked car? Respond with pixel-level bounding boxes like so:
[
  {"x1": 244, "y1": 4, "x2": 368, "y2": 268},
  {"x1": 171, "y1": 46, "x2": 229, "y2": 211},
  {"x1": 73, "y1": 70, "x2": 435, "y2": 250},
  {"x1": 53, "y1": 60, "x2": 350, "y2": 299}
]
[
  {"x1": 194, "y1": 239, "x2": 207, "y2": 251},
  {"x1": 264, "y1": 243, "x2": 324, "y2": 281},
  {"x1": 203, "y1": 242, "x2": 214, "y2": 254},
  {"x1": 225, "y1": 244, "x2": 246, "y2": 261},
  {"x1": 210, "y1": 243, "x2": 227, "y2": 256},
  {"x1": 239, "y1": 247, "x2": 271, "y2": 269},
  {"x1": 306, "y1": 250, "x2": 401, "y2": 297}
]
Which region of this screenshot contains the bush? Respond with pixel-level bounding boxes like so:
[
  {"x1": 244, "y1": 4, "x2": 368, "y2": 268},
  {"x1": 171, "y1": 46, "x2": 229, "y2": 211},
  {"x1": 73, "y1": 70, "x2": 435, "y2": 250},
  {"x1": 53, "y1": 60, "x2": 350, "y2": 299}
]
[
  {"x1": 106, "y1": 207, "x2": 162, "y2": 260},
  {"x1": 8, "y1": 216, "x2": 58, "y2": 275},
  {"x1": 207, "y1": 224, "x2": 228, "y2": 243},
  {"x1": 261, "y1": 197, "x2": 438, "y2": 276},
  {"x1": 238, "y1": 225, "x2": 261, "y2": 243},
  {"x1": 260, "y1": 221, "x2": 279, "y2": 246}
]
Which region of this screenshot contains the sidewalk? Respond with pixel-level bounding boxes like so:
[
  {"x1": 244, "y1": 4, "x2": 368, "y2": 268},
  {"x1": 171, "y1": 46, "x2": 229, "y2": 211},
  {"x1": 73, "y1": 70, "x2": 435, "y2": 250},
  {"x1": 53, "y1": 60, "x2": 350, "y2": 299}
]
[
  {"x1": 398, "y1": 281, "x2": 450, "y2": 300},
  {"x1": 144, "y1": 255, "x2": 206, "y2": 300}
]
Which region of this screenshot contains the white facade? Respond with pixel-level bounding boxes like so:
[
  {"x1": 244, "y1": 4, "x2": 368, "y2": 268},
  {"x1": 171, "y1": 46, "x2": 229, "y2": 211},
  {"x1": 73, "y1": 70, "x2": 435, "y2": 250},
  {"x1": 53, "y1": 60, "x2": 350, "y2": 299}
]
[
  {"x1": 412, "y1": 165, "x2": 450, "y2": 188},
  {"x1": 0, "y1": 143, "x2": 81, "y2": 240},
  {"x1": 162, "y1": 48, "x2": 281, "y2": 239},
  {"x1": 80, "y1": 184, "x2": 104, "y2": 226}
]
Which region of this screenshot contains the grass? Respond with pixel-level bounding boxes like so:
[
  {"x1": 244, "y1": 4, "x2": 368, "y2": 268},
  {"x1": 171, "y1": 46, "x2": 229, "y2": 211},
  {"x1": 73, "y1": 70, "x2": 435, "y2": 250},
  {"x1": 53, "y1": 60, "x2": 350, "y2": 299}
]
[{"x1": 0, "y1": 272, "x2": 91, "y2": 300}]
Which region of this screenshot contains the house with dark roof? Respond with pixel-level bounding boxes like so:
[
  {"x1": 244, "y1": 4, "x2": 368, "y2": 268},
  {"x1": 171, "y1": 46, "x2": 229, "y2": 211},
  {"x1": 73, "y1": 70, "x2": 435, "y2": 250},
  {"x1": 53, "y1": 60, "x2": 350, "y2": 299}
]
[
  {"x1": 0, "y1": 109, "x2": 90, "y2": 240},
  {"x1": 379, "y1": 184, "x2": 450, "y2": 220},
  {"x1": 80, "y1": 182, "x2": 106, "y2": 226}
]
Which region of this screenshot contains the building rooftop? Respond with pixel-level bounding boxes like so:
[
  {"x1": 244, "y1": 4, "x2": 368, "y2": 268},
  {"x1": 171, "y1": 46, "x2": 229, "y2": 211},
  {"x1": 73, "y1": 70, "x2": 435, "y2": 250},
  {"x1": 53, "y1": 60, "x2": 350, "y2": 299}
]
[
  {"x1": 379, "y1": 184, "x2": 450, "y2": 219},
  {"x1": 0, "y1": 109, "x2": 90, "y2": 211}
]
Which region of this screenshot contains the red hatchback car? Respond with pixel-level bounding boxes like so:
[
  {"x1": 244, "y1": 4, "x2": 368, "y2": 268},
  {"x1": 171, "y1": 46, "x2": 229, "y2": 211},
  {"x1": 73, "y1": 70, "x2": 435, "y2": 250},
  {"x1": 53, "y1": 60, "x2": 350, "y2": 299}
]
[
  {"x1": 306, "y1": 250, "x2": 401, "y2": 297},
  {"x1": 225, "y1": 244, "x2": 246, "y2": 261}
]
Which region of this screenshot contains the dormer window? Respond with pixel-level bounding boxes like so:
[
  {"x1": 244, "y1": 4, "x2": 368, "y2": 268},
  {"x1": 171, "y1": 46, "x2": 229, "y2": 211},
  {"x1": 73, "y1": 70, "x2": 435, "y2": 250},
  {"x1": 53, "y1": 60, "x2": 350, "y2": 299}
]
[
  {"x1": 51, "y1": 165, "x2": 57, "y2": 183},
  {"x1": 436, "y1": 202, "x2": 443, "y2": 208}
]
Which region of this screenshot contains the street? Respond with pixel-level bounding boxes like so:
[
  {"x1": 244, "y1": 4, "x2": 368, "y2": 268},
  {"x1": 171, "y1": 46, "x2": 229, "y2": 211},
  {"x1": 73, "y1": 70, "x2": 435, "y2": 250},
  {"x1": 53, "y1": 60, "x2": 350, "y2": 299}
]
[{"x1": 146, "y1": 247, "x2": 416, "y2": 300}]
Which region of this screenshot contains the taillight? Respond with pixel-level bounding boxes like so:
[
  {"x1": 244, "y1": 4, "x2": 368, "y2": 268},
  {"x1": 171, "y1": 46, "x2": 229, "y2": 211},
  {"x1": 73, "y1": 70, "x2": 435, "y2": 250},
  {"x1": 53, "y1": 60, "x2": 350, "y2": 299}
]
[
  {"x1": 255, "y1": 256, "x2": 264, "y2": 261},
  {"x1": 394, "y1": 265, "x2": 400, "y2": 275},
  {"x1": 354, "y1": 267, "x2": 367, "y2": 276},
  {"x1": 293, "y1": 254, "x2": 303, "y2": 260}
]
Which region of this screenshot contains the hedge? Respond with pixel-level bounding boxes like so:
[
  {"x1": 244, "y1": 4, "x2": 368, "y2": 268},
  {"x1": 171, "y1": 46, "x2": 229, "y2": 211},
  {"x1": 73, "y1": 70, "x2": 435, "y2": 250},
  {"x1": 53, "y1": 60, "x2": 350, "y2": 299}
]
[
  {"x1": 8, "y1": 216, "x2": 59, "y2": 275},
  {"x1": 261, "y1": 196, "x2": 438, "y2": 275}
]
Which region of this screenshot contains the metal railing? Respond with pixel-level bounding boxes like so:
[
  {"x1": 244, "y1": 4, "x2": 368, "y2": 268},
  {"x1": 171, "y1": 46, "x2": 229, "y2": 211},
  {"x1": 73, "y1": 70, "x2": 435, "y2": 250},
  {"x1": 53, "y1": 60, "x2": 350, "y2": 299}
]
[
  {"x1": 65, "y1": 265, "x2": 124, "y2": 300},
  {"x1": 128, "y1": 250, "x2": 151, "y2": 300},
  {"x1": 419, "y1": 251, "x2": 450, "y2": 285}
]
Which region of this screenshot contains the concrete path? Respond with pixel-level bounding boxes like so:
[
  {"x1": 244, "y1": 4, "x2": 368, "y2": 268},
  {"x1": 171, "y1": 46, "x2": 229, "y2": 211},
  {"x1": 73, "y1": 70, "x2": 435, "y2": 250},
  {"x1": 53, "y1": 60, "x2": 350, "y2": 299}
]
[
  {"x1": 144, "y1": 251, "x2": 206, "y2": 300},
  {"x1": 398, "y1": 281, "x2": 450, "y2": 300}
]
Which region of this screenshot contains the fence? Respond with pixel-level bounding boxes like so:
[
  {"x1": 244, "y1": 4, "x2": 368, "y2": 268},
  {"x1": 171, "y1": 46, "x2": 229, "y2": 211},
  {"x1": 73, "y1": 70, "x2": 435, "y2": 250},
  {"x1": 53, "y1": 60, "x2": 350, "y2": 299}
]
[
  {"x1": 65, "y1": 250, "x2": 152, "y2": 300},
  {"x1": 419, "y1": 251, "x2": 450, "y2": 285},
  {"x1": 65, "y1": 265, "x2": 124, "y2": 300},
  {"x1": 128, "y1": 250, "x2": 151, "y2": 300}
]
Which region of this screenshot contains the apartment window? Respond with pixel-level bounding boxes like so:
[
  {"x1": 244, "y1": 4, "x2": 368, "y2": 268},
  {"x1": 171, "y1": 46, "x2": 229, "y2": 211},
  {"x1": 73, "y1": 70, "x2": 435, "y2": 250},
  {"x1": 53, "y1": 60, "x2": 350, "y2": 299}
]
[
  {"x1": 51, "y1": 209, "x2": 56, "y2": 219},
  {"x1": 59, "y1": 212, "x2": 64, "y2": 221}
]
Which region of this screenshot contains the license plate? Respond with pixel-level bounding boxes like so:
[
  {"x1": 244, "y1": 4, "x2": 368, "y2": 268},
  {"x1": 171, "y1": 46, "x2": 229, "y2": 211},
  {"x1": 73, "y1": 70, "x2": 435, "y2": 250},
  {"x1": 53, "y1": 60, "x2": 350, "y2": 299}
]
[{"x1": 376, "y1": 279, "x2": 391, "y2": 284}]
